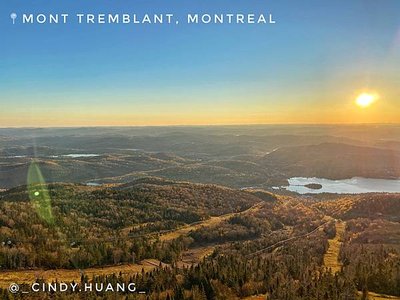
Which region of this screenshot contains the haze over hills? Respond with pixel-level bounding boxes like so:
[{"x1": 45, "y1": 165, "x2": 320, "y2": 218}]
[
  {"x1": 263, "y1": 142, "x2": 400, "y2": 179},
  {"x1": 1, "y1": 125, "x2": 400, "y2": 189}
]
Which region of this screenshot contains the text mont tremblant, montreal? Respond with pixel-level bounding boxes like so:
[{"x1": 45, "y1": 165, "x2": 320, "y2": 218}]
[{"x1": 20, "y1": 13, "x2": 276, "y2": 25}]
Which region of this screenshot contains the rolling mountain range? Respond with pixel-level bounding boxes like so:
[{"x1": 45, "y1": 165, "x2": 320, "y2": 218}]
[
  {"x1": 1, "y1": 125, "x2": 400, "y2": 189},
  {"x1": 1, "y1": 126, "x2": 400, "y2": 299}
]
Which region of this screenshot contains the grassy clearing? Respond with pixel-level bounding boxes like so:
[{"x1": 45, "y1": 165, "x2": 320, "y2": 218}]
[
  {"x1": 0, "y1": 262, "x2": 156, "y2": 289},
  {"x1": 177, "y1": 245, "x2": 215, "y2": 268},
  {"x1": 323, "y1": 221, "x2": 345, "y2": 274},
  {"x1": 358, "y1": 291, "x2": 400, "y2": 299},
  {"x1": 159, "y1": 203, "x2": 263, "y2": 242},
  {"x1": 242, "y1": 295, "x2": 266, "y2": 300},
  {"x1": 159, "y1": 215, "x2": 234, "y2": 242}
]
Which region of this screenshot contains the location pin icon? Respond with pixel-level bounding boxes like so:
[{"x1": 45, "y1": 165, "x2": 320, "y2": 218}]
[{"x1": 10, "y1": 13, "x2": 17, "y2": 24}]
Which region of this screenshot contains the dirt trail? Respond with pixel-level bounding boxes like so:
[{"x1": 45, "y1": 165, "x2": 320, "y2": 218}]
[{"x1": 323, "y1": 221, "x2": 345, "y2": 273}]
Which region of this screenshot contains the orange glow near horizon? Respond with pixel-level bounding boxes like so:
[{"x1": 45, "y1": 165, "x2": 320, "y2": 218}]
[{"x1": 1, "y1": 89, "x2": 399, "y2": 127}]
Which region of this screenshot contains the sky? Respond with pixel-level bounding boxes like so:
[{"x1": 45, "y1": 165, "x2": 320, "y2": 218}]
[{"x1": 0, "y1": 0, "x2": 399, "y2": 127}]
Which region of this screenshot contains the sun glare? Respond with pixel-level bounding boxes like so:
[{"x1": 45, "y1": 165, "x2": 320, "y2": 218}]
[{"x1": 356, "y1": 93, "x2": 376, "y2": 108}]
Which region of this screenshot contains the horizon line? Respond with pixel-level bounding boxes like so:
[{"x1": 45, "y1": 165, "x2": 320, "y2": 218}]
[{"x1": 1, "y1": 122, "x2": 400, "y2": 129}]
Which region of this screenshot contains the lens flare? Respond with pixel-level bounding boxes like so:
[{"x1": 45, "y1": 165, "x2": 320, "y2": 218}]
[{"x1": 27, "y1": 161, "x2": 54, "y2": 224}]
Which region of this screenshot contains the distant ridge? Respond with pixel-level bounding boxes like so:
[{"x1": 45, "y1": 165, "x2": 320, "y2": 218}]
[{"x1": 262, "y1": 142, "x2": 400, "y2": 179}]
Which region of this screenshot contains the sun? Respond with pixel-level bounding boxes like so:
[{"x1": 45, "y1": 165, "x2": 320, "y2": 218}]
[{"x1": 356, "y1": 93, "x2": 376, "y2": 108}]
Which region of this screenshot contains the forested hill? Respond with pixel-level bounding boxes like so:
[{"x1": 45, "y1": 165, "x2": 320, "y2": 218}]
[
  {"x1": 1, "y1": 181, "x2": 400, "y2": 299},
  {"x1": 0, "y1": 180, "x2": 260, "y2": 269},
  {"x1": 314, "y1": 193, "x2": 400, "y2": 221}
]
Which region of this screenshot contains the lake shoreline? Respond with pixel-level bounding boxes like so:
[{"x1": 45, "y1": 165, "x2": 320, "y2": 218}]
[{"x1": 283, "y1": 177, "x2": 400, "y2": 194}]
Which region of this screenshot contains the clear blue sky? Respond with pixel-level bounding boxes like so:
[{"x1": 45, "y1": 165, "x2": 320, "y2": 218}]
[{"x1": 1, "y1": 0, "x2": 399, "y2": 126}]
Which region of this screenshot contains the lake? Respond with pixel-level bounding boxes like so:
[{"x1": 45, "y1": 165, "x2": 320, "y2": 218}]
[
  {"x1": 50, "y1": 154, "x2": 100, "y2": 158},
  {"x1": 283, "y1": 177, "x2": 400, "y2": 194},
  {"x1": 86, "y1": 182, "x2": 101, "y2": 186},
  {"x1": 64, "y1": 154, "x2": 99, "y2": 158}
]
